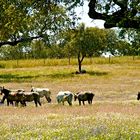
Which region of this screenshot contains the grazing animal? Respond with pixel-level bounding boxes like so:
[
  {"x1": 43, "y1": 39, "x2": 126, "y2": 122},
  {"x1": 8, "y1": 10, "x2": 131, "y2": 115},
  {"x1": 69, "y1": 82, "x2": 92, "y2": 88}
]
[
  {"x1": 22, "y1": 92, "x2": 41, "y2": 107},
  {"x1": 0, "y1": 87, "x2": 25, "y2": 105},
  {"x1": 31, "y1": 87, "x2": 51, "y2": 103},
  {"x1": 56, "y1": 91, "x2": 73, "y2": 106},
  {"x1": 0, "y1": 87, "x2": 41, "y2": 107},
  {"x1": 74, "y1": 91, "x2": 95, "y2": 105},
  {"x1": 137, "y1": 92, "x2": 140, "y2": 100},
  {"x1": 0, "y1": 87, "x2": 25, "y2": 106}
]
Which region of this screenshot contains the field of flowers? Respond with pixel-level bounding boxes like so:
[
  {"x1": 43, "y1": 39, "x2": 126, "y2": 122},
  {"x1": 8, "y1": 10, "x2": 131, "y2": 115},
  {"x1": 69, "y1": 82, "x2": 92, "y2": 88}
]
[
  {"x1": 0, "y1": 103, "x2": 140, "y2": 140},
  {"x1": 0, "y1": 57, "x2": 140, "y2": 139}
]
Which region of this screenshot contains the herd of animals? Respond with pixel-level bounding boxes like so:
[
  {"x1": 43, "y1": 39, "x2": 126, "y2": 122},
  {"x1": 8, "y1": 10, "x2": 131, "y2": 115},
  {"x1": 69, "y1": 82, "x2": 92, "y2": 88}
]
[
  {"x1": 0, "y1": 86, "x2": 140, "y2": 107},
  {"x1": 0, "y1": 86, "x2": 95, "y2": 107}
]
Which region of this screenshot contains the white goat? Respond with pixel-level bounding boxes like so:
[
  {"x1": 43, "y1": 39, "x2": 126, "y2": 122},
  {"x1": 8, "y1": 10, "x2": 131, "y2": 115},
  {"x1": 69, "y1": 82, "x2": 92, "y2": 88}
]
[
  {"x1": 56, "y1": 91, "x2": 73, "y2": 106},
  {"x1": 31, "y1": 87, "x2": 51, "y2": 103}
]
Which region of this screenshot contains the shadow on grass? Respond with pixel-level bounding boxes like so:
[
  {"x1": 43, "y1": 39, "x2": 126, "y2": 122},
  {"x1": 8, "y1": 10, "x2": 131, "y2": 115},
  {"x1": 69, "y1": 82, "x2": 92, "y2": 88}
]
[
  {"x1": 0, "y1": 70, "x2": 108, "y2": 82},
  {"x1": 0, "y1": 74, "x2": 40, "y2": 82},
  {"x1": 46, "y1": 73, "x2": 75, "y2": 79},
  {"x1": 46, "y1": 70, "x2": 109, "y2": 79},
  {"x1": 0, "y1": 73, "x2": 74, "y2": 82},
  {"x1": 87, "y1": 71, "x2": 108, "y2": 76}
]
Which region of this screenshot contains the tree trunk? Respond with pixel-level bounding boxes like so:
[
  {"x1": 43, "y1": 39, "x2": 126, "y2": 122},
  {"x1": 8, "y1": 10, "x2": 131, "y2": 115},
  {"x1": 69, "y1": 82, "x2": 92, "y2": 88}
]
[
  {"x1": 77, "y1": 52, "x2": 85, "y2": 73},
  {"x1": 78, "y1": 60, "x2": 82, "y2": 73},
  {"x1": 68, "y1": 53, "x2": 71, "y2": 65}
]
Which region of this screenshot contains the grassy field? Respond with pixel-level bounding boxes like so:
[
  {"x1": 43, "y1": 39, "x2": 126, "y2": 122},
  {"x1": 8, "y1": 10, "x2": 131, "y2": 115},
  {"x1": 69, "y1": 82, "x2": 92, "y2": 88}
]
[{"x1": 0, "y1": 56, "x2": 140, "y2": 139}]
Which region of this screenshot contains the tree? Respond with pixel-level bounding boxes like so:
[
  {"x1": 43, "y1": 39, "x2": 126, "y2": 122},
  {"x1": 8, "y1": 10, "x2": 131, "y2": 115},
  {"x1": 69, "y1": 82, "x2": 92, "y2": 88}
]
[
  {"x1": 30, "y1": 40, "x2": 48, "y2": 59},
  {"x1": 119, "y1": 29, "x2": 140, "y2": 55},
  {"x1": 116, "y1": 40, "x2": 131, "y2": 56},
  {"x1": 131, "y1": 31, "x2": 140, "y2": 56},
  {"x1": 68, "y1": 23, "x2": 107, "y2": 73},
  {"x1": 103, "y1": 29, "x2": 120, "y2": 55},
  {"x1": 0, "y1": 0, "x2": 73, "y2": 47}
]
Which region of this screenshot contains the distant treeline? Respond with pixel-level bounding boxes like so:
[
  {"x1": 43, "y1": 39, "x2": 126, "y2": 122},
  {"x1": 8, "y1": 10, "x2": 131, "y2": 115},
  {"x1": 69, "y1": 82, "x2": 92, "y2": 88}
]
[{"x1": 0, "y1": 27, "x2": 139, "y2": 60}]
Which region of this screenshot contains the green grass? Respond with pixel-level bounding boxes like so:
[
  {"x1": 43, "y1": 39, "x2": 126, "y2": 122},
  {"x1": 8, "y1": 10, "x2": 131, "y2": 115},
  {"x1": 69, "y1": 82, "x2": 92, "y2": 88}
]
[{"x1": 0, "y1": 56, "x2": 140, "y2": 139}]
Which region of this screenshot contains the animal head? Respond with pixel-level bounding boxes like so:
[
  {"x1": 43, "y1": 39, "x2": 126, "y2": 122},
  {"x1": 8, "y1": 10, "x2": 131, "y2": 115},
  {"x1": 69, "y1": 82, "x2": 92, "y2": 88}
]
[
  {"x1": 74, "y1": 92, "x2": 79, "y2": 101},
  {"x1": 47, "y1": 97, "x2": 51, "y2": 103},
  {"x1": 0, "y1": 86, "x2": 5, "y2": 94},
  {"x1": 31, "y1": 86, "x2": 34, "y2": 92},
  {"x1": 63, "y1": 95, "x2": 68, "y2": 101},
  {"x1": 0, "y1": 87, "x2": 10, "y2": 95}
]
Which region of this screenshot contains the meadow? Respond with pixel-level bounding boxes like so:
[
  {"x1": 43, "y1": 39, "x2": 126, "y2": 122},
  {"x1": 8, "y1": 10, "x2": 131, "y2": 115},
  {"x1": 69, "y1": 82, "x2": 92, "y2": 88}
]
[{"x1": 0, "y1": 56, "x2": 140, "y2": 140}]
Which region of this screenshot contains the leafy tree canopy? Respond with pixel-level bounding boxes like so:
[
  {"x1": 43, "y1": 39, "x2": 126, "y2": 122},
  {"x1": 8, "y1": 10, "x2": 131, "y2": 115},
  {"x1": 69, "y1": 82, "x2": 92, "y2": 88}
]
[
  {"x1": 1, "y1": 0, "x2": 139, "y2": 47},
  {"x1": 0, "y1": 0, "x2": 76, "y2": 47},
  {"x1": 42, "y1": 0, "x2": 140, "y2": 29}
]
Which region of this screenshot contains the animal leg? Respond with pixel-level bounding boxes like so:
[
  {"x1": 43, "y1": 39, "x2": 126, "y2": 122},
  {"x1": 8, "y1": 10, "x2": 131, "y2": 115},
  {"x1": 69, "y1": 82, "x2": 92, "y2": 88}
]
[
  {"x1": 15, "y1": 101, "x2": 18, "y2": 107},
  {"x1": 88, "y1": 100, "x2": 92, "y2": 104},
  {"x1": 79, "y1": 100, "x2": 81, "y2": 105},
  {"x1": 45, "y1": 96, "x2": 51, "y2": 103},
  {"x1": 68, "y1": 101, "x2": 72, "y2": 106},
  {"x1": 1, "y1": 95, "x2": 6, "y2": 103},
  {"x1": 7, "y1": 101, "x2": 10, "y2": 106},
  {"x1": 20, "y1": 101, "x2": 26, "y2": 107},
  {"x1": 88, "y1": 100, "x2": 90, "y2": 104},
  {"x1": 22, "y1": 101, "x2": 26, "y2": 106},
  {"x1": 34, "y1": 100, "x2": 38, "y2": 107},
  {"x1": 90, "y1": 100, "x2": 92, "y2": 104},
  {"x1": 82, "y1": 101, "x2": 85, "y2": 105},
  {"x1": 38, "y1": 100, "x2": 41, "y2": 106},
  {"x1": 7, "y1": 100, "x2": 13, "y2": 106},
  {"x1": 62, "y1": 101, "x2": 64, "y2": 105}
]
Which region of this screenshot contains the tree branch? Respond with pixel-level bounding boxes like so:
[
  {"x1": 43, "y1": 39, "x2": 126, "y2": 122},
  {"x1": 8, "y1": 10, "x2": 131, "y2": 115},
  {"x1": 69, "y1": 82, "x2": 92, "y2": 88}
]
[
  {"x1": 88, "y1": 0, "x2": 140, "y2": 29},
  {"x1": 0, "y1": 35, "x2": 43, "y2": 47}
]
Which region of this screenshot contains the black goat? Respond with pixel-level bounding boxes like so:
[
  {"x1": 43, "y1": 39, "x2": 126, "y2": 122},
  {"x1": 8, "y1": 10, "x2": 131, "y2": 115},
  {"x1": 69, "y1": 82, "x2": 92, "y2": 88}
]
[{"x1": 74, "y1": 91, "x2": 95, "y2": 105}]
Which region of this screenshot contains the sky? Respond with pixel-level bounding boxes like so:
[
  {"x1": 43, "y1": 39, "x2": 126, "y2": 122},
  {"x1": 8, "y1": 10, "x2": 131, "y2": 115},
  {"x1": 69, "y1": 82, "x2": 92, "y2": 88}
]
[{"x1": 76, "y1": 1, "x2": 105, "y2": 28}]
